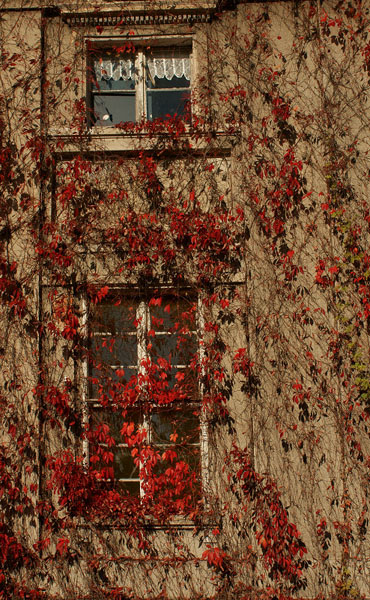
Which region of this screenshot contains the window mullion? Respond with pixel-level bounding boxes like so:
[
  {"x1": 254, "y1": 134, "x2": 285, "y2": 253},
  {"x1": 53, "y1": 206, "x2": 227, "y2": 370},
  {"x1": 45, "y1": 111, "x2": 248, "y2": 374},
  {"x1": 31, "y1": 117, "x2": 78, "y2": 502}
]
[
  {"x1": 137, "y1": 300, "x2": 149, "y2": 497},
  {"x1": 137, "y1": 300, "x2": 147, "y2": 371},
  {"x1": 136, "y1": 50, "x2": 145, "y2": 120},
  {"x1": 197, "y1": 296, "x2": 209, "y2": 497},
  {"x1": 82, "y1": 295, "x2": 89, "y2": 471},
  {"x1": 145, "y1": 302, "x2": 152, "y2": 444}
]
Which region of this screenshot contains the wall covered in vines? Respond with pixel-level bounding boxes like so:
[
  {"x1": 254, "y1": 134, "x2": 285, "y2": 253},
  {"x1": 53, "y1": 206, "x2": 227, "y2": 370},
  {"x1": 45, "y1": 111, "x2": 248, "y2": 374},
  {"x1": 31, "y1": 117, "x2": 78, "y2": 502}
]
[{"x1": 0, "y1": 1, "x2": 369, "y2": 598}]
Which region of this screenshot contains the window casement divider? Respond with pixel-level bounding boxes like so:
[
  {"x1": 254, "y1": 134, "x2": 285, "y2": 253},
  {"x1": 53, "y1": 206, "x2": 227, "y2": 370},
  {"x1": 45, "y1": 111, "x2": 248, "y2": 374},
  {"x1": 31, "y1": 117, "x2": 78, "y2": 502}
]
[
  {"x1": 136, "y1": 53, "x2": 146, "y2": 125},
  {"x1": 198, "y1": 296, "x2": 209, "y2": 499},
  {"x1": 82, "y1": 296, "x2": 89, "y2": 471},
  {"x1": 137, "y1": 300, "x2": 149, "y2": 499}
]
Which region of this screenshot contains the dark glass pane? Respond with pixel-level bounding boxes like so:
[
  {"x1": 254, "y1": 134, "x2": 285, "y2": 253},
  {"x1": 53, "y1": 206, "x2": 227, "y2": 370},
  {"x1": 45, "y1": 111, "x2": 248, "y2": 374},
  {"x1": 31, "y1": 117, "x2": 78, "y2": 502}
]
[
  {"x1": 151, "y1": 333, "x2": 177, "y2": 361},
  {"x1": 150, "y1": 297, "x2": 196, "y2": 332},
  {"x1": 89, "y1": 367, "x2": 138, "y2": 397},
  {"x1": 93, "y1": 94, "x2": 135, "y2": 125},
  {"x1": 118, "y1": 480, "x2": 140, "y2": 495},
  {"x1": 92, "y1": 301, "x2": 138, "y2": 333},
  {"x1": 153, "y1": 446, "x2": 200, "y2": 481},
  {"x1": 89, "y1": 445, "x2": 114, "y2": 480},
  {"x1": 150, "y1": 367, "x2": 177, "y2": 390},
  {"x1": 92, "y1": 78, "x2": 135, "y2": 92},
  {"x1": 151, "y1": 333, "x2": 196, "y2": 364},
  {"x1": 151, "y1": 405, "x2": 200, "y2": 445},
  {"x1": 90, "y1": 408, "x2": 123, "y2": 439},
  {"x1": 146, "y1": 74, "x2": 190, "y2": 90},
  {"x1": 92, "y1": 335, "x2": 137, "y2": 367},
  {"x1": 151, "y1": 410, "x2": 173, "y2": 444},
  {"x1": 146, "y1": 90, "x2": 190, "y2": 120},
  {"x1": 90, "y1": 408, "x2": 142, "y2": 442},
  {"x1": 179, "y1": 445, "x2": 200, "y2": 474},
  {"x1": 90, "y1": 364, "x2": 136, "y2": 383},
  {"x1": 114, "y1": 447, "x2": 139, "y2": 480}
]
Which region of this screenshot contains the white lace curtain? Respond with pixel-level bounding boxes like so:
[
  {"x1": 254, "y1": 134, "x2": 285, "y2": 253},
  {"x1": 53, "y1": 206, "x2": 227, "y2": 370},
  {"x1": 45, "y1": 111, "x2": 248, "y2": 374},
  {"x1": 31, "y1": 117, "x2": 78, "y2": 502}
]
[
  {"x1": 147, "y1": 57, "x2": 190, "y2": 81},
  {"x1": 94, "y1": 59, "x2": 134, "y2": 81},
  {"x1": 94, "y1": 57, "x2": 190, "y2": 82}
]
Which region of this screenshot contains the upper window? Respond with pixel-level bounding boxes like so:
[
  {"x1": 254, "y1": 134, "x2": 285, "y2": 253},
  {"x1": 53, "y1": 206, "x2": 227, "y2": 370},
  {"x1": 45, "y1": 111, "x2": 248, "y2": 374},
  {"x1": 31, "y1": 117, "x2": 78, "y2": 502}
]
[
  {"x1": 89, "y1": 47, "x2": 191, "y2": 127},
  {"x1": 84, "y1": 292, "x2": 206, "y2": 503}
]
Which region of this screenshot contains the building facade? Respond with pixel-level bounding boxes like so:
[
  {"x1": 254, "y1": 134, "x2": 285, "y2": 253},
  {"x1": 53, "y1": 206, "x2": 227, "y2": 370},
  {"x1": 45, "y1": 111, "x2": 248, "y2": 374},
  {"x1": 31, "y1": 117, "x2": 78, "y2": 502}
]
[{"x1": 1, "y1": 0, "x2": 370, "y2": 598}]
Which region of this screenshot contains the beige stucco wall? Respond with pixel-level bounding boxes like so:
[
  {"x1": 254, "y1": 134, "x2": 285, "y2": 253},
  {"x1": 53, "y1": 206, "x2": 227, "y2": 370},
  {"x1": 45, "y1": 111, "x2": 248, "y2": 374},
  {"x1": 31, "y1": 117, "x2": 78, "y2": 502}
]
[{"x1": 1, "y1": 1, "x2": 370, "y2": 598}]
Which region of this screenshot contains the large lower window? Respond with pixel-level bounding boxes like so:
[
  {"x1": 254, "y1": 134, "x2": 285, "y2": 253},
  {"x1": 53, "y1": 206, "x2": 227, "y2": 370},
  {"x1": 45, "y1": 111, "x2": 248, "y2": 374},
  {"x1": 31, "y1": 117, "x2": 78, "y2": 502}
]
[
  {"x1": 89, "y1": 47, "x2": 191, "y2": 126},
  {"x1": 84, "y1": 292, "x2": 206, "y2": 501}
]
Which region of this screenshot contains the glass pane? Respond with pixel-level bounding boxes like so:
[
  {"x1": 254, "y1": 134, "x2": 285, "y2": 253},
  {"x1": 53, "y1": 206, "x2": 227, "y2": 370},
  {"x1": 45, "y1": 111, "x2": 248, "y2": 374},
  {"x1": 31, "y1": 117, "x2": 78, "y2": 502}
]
[
  {"x1": 93, "y1": 78, "x2": 135, "y2": 92},
  {"x1": 90, "y1": 408, "x2": 142, "y2": 442},
  {"x1": 92, "y1": 57, "x2": 135, "y2": 91},
  {"x1": 93, "y1": 94, "x2": 135, "y2": 125},
  {"x1": 153, "y1": 446, "x2": 200, "y2": 480},
  {"x1": 92, "y1": 301, "x2": 137, "y2": 333},
  {"x1": 146, "y1": 53, "x2": 191, "y2": 85},
  {"x1": 151, "y1": 333, "x2": 196, "y2": 365},
  {"x1": 151, "y1": 405, "x2": 200, "y2": 445},
  {"x1": 146, "y1": 90, "x2": 190, "y2": 120},
  {"x1": 92, "y1": 335, "x2": 137, "y2": 367},
  {"x1": 150, "y1": 297, "x2": 196, "y2": 332},
  {"x1": 146, "y1": 74, "x2": 190, "y2": 90},
  {"x1": 149, "y1": 367, "x2": 177, "y2": 391},
  {"x1": 151, "y1": 334, "x2": 177, "y2": 361},
  {"x1": 148, "y1": 297, "x2": 197, "y2": 397},
  {"x1": 151, "y1": 410, "x2": 173, "y2": 444},
  {"x1": 178, "y1": 445, "x2": 200, "y2": 472},
  {"x1": 89, "y1": 367, "x2": 138, "y2": 398},
  {"x1": 90, "y1": 408, "x2": 123, "y2": 439},
  {"x1": 89, "y1": 445, "x2": 114, "y2": 480},
  {"x1": 114, "y1": 447, "x2": 139, "y2": 480},
  {"x1": 118, "y1": 480, "x2": 140, "y2": 495}
]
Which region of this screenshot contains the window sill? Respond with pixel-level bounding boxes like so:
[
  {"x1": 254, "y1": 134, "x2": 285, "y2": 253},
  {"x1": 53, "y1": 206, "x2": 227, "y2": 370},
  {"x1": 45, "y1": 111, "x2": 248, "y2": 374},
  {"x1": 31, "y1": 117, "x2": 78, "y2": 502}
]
[
  {"x1": 49, "y1": 127, "x2": 237, "y2": 156},
  {"x1": 72, "y1": 510, "x2": 214, "y2": 531}
]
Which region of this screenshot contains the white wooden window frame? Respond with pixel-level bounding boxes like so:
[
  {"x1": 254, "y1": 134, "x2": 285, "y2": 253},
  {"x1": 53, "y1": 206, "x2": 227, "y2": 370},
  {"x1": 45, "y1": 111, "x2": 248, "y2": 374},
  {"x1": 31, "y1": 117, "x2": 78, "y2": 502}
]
[
  {"x1": 82, "y1": 294, "x2": 209, "y2": 500},
  {"x1": 89, "y1": 46, "x2": 192, "y2": 127}
]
